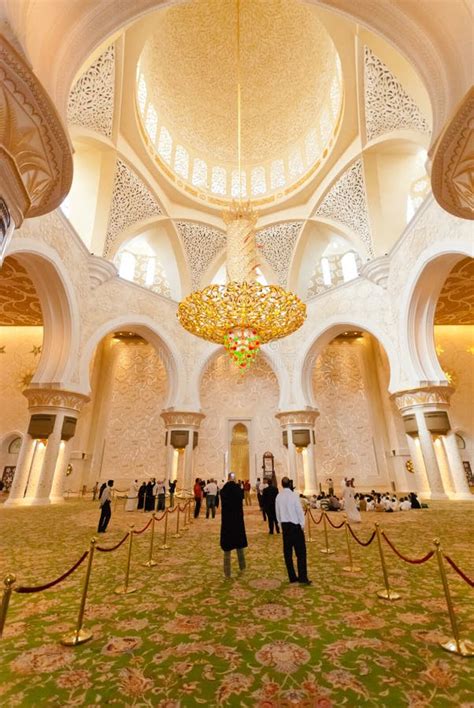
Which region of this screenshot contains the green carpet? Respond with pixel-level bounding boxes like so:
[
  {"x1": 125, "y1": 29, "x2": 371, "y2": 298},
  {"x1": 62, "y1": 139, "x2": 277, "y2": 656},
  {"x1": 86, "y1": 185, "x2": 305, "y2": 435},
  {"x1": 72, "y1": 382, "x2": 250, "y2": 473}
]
[{"x1": 0, "y1": 498, "x2": 473, "y2": 707}]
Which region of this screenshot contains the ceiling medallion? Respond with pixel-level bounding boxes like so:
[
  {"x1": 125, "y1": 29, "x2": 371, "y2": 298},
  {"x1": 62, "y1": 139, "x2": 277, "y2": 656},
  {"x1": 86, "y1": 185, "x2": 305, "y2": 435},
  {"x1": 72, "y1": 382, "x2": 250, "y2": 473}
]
[{"x1": 177, "y1": 1, "x2": 306, "y2": 370}]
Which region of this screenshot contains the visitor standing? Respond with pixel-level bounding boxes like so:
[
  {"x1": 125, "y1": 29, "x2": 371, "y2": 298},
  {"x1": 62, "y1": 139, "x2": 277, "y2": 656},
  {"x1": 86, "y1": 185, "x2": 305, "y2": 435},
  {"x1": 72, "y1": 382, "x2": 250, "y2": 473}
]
[
  {"x1": 220, "y1": 472, "x2": 247, "y2": 578},
  {"x1": 243, "y1": 480, "x2": 251, "y2": 505},
  {"x1": 144, "y1": 479, "x2": 155, "y2": 512},
  {"x1": 262, "y1": 480, "x2": 280, "y2": 534},
  {"x1": 204, "y1": 478, "x2": 218, "y2": 518},
  {"x1": 168, "y1": 479, "x2": 177, "y2": 508},
  {"x1": 156, "y1": 480, "x2": 166, "y2": 511},
  {"x1": 97, "y1": 479, "x2": 114, "y2": 533},
  {"x1": 342, "y1": 478, "x2": 361, "y2": 523},
  {"x1": 194, "y1": 477, "x2": 203, "y2": 518},
  {"x1": 137, "y1": 481, "x2": 146, "y2": 510},
  {"x1": 125, "y1": 479, "x2": 139, "y2": 511},
  {"x1": 275, "y1": 477, "x2": 311, "y2": 585}
]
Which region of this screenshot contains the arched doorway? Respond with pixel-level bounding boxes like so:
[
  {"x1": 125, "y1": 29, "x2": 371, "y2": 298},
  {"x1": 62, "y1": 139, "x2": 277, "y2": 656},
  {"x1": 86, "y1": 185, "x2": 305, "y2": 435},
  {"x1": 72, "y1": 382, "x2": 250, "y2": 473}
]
[{"x1": 230, "y1": 423, "x2": 250, "y2": 481}]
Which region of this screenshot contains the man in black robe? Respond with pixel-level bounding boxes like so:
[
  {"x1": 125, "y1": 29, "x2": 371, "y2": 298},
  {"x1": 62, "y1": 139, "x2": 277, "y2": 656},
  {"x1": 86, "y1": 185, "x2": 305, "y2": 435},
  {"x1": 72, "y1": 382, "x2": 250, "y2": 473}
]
[
  {"x1": 220, "y1": 472, "x2": 248, "y2": 578},
  {"x1": 144, "y1": 478, "x2": 155, "y2": 512}
]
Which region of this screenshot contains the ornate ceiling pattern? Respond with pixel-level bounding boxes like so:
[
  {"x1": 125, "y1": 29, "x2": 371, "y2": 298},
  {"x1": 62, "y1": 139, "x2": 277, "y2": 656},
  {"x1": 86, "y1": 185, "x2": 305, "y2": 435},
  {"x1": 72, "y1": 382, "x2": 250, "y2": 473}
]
[
  {"x1": 256, "y1": 222, "x2": 303, "y2": 287},
  {"x1": 67, "y1": 43, "x2": 115, "y2": 139},
  {"x1": 176, "y1": 221, "x2": 227, "y2": 290},
  {"x1": 435, "y1": 257, "x2": 474, "y2": 325},
  {"x1": 104, "y1": 158, "x2": 163, "y2": 257},
  {"x1": 314, "y1": 159, "x2": 374, "y2": 257},
  {"x1": 0, "y1": 257, "x2": 42, "y2": 326},
  {"x1": 364, "y1": 46, "x2": 430, "y2": 143}
]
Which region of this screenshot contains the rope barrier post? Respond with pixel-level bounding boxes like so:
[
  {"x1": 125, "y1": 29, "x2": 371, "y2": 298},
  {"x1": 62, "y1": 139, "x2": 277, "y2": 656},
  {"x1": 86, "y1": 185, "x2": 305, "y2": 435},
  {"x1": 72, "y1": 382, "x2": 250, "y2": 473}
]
[
  {"x1": 343, "y1": 518, "x2": 361, "y2": 573},
  {"x1": 434, "y1": 539, "x2": 474, "y2": 657},
  {"x1": 0, "y1": 574, "x2": 16, "y2": 639},
  {"x1": 61, "y1": 540, "x2": 95, "y2": 646},
  {"x1": 188, "y1": 499, "x2": 193, "y2": 524},
  {"x1": 115, "y1": 527, "x2": 137, "y2": 595},
  {"x1": 306, "y1": 510, "x2": 315, "y2": 542},
  {"x1": 174, "y1": 505, "x2": 182, "y2": 538},
  {"x1": 320, "y1": 512, "x2": 334, "y2": 554},
  {"x1": 375, "y1": 523, "x2": 400, "y2": 601},
  {"x1": 143, "y1": 514, "x2": 157, "y2": 568},
  {"x1": 161, "y1": 510, "x2": 170, "y2": 550},
  {"x1": 182, "y1": 503, "x2": 189, "y2": 530}
]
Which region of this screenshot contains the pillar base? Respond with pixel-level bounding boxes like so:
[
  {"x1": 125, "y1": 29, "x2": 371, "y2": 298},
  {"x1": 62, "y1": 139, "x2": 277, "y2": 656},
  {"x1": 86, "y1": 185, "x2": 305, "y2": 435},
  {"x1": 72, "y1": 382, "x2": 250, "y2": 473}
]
[
  {"x1": 49, "y1": 495, "x2": 66, "y2": 504},
  {"x1": 304, "y1": 488, "x2": 318, "y2": 497},
  {"x1": 447, "y1": 492, "x2": 474, "y2": 501},
  {"x1": 420, "y1": 492, "x2": 449, "y2": 501}
]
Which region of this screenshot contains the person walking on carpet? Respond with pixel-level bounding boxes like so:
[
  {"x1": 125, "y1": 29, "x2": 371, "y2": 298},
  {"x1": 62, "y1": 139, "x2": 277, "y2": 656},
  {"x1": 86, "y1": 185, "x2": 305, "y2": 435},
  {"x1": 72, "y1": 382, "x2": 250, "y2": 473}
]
[
  {"x1": 220, "y1": 472, "x2": 247, "y2": 578},
  {"x1": 262, "y1": 479, "x2": 280, "y2": 534},
  {"x1": 97, "y1": 479, "x2": 114, "y2": 533},
  {"x1": 275, "y1": 477, "x2": 311, "y2": 585}
]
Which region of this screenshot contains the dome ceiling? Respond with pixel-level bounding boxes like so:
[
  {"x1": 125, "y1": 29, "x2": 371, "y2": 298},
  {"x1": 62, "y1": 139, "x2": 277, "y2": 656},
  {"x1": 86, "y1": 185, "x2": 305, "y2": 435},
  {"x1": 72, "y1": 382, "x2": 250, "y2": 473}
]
[{"x1": 137, "y1": 0, "x2": 342, "y2": 202}]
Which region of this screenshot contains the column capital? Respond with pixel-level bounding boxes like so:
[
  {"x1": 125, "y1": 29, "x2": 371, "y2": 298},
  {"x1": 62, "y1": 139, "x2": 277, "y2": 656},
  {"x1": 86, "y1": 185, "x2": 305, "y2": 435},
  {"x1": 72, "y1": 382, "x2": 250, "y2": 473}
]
[
  {"x1": 275, "y1": 408, "x2": 319, "y2": 428},
  {"x1": 390, "y1": 386, "x2": 454, "y2": 414},
  {"x1": 23, "y1": 386, "x2": 90, "y2": 415},
  {"x1": 160, "y1": 409, "x2": 205, "y2": 429}
]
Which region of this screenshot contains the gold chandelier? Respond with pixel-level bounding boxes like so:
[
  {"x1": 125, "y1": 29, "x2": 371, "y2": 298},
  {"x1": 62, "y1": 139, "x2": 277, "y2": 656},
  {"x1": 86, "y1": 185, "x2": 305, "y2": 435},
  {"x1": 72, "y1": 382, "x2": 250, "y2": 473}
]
[{"x1": 177, "y1": 0, "x2": 306, "y2": 369}]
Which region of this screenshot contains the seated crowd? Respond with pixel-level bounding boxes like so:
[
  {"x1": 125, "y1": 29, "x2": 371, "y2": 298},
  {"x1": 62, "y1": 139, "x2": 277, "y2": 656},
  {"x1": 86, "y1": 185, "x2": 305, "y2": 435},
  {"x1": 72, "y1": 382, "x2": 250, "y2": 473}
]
[{"x1": 307, "y1": 490, "x2": 422, "y2": 512}]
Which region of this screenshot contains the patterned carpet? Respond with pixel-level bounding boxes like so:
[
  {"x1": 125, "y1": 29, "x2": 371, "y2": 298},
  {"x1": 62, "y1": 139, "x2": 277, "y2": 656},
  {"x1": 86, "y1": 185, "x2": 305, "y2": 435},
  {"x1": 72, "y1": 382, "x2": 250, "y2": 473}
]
[{"x1": 0, "y1": 497, "x2": 473, "y2": 707}]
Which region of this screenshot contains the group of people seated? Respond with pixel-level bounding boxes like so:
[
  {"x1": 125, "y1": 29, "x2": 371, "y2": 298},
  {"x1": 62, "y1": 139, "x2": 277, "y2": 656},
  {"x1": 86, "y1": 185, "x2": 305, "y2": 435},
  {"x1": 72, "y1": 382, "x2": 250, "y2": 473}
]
[{"x1": 308, "y1": 489, "x2": 422, "y2": 512}]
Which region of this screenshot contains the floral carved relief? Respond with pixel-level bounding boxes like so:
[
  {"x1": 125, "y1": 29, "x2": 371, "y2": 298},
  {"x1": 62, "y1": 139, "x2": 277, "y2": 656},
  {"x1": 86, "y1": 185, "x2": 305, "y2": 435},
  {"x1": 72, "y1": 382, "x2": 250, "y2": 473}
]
[
  {"x1": 256, "y1": 222, "x2": 303, "y2": 287},
  {"x1": 67, "y1": 44, "x2": 115, "y2": 138},
  {"x1": 0, "y1": 257, "x2": 42, "y2": 326},
  {"x1": 176, "y1": 221, "x2": 226, "y2": 290},
  {"x1": 364, "y1": 46, "x2": 430, "y2": 142}
]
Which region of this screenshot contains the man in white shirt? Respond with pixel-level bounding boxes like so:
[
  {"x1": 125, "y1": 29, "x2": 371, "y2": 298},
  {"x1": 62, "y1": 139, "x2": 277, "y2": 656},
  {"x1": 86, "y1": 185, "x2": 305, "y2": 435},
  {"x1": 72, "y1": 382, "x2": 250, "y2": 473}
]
[
  {"x1": 275, "y1": 477, "x2": 312, "y2": 585},
  {"x1": 204, "y1": 479, "x2": 218, "y2": 519},
  {"x1": 97, "y1": 479, "x2": 114, "y2": 533},
  {"x1": 400, "y1": 498, "x2": 412, "y2": 511}
]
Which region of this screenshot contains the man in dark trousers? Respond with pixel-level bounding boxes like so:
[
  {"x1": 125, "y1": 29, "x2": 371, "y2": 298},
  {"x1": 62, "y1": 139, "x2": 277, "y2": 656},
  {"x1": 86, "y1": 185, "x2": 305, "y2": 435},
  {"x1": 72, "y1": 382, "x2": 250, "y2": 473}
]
[
  {"x1": 262, "y1": 479, "x2": 280, "y2": 534},
  {"x1": 220, "y1": 472, "x2": 247, "y2": 578},
  {"x1": 275, "y1": 477, "x2": 311, "y2": 585},
  {"x1": 97, "y1": 479, "x2": 114, "y2": 533}
]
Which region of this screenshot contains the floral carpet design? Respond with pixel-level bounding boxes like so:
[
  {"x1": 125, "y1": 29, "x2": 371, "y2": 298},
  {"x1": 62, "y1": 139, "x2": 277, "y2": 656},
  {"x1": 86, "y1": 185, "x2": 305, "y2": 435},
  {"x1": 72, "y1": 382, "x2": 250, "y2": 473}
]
[{"x1": 0, "y1": 498, "x2": 473, "y2": 707}]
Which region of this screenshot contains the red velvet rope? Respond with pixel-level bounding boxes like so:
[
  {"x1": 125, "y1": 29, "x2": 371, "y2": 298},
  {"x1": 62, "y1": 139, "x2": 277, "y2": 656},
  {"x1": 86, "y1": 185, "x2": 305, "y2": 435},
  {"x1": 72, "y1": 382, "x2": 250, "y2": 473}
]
[
  {"x1": 133, "y1": 518, "x2": 153, "y2": 535},
  {"x1": 155, "y1": 511, "x2": 167, "y2": 522},
  {"x1": 444, "y1": 554, "x2": 474, "y2": 588},
  {"x1": 96, "y1": 532, "x2": 129, "y2": 553},
  {"x1": 308, "y1": 510, "x2": 324, "y2": 525},
  {"x1": 381, "y1": 531, "x2": 434, "y2": 565},
  {"x1": 14, "y1": 551, "x2": 89, "y2": 594},
  {"x1": 325, "y1": 514, "x2": 345, "y2": 529},
  {"x1": 178, "y1": 503, "x2": 188, "y2": 513},
  {"x1": 348, "y1": 525, "x2": 376, "y2": 547}
]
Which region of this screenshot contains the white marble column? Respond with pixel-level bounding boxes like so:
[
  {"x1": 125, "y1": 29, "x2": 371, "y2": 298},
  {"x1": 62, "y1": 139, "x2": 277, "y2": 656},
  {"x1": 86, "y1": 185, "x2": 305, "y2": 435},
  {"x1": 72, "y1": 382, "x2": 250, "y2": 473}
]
[
  {"x1": 415, "y1": 409, "x2": 448, "y2": 499},
  {"x1": 275, "y1": 409, "x2": 319, "y2": 494},
  {"x1": 4, "y1": 435, "x2": 37, "y2": 505},
  {"x1": 160, "y1": 410, "x2": 205, "y2": 495},
  {"x1": 442, "y1": 432, "x2": 472, "y2": 499}
]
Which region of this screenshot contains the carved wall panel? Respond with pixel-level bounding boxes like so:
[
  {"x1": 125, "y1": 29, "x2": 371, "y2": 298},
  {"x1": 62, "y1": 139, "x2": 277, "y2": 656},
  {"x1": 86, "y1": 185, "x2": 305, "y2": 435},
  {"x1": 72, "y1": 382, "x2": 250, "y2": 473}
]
[
  {"x1": 0, "y1": 257, "x2": 42, "y2": 325},
  {"x1": 101, "y1": 340, "x2": 168, "y2": 483},
  {"x1": 104, "y1": 159, "x2": 163, "y2": 257},
  {"x1": 67, "y1": 44, "x2": 115, "y2": 138},
  {"x1": 435, "y1": 257, "x2": 474, "y2": 325},
  {"x1": 312, "y1": 339, "x2": 380, "y2": 488},
  {"x1": 195, "y1": 353, "x2": 286, "y2": 481},
  {"x1": 364, "y1": 46, "x2": 430, "y2": 142},
  {"x1": 314, "y1": 159, "x2": 374, "y2": 256}
]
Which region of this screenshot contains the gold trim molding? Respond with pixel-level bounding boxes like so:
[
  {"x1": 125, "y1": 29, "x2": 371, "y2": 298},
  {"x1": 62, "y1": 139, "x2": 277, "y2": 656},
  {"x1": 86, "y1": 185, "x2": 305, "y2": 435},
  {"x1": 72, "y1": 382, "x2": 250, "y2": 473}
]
[
  {"x1": 160, "y1": 410, "x2": 206, "y2": 429},
  {"x1": 275, "y1": 409, "x2": 320, "y2": 428},
  {"x1": 0, "y1": 34, "x2": 73, "y2": 225},
  {"x1": 431, "y1": 86, "x2": 474, "y2": 221},
  {"x1": 391, "y1": 386, "x2": 454, "y2": 413},
  {"x1": 23, "y1": 387, "x2": 90, "y2": 414}
]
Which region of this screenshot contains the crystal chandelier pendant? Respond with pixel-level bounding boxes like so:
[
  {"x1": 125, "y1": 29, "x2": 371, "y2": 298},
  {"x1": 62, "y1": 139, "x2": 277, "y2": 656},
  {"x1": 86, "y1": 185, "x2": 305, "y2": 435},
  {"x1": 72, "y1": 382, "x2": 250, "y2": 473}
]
[{"x1": 224, "y1": 326, "x2": 261, "y2": 370}]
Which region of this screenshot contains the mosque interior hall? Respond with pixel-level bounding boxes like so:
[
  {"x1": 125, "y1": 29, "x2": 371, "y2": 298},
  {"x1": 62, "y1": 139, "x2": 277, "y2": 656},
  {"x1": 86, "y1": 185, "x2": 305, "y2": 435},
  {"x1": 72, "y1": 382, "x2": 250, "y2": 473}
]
[{"x1": 0, "y1": 0, "x2": 473, "y2": 705}]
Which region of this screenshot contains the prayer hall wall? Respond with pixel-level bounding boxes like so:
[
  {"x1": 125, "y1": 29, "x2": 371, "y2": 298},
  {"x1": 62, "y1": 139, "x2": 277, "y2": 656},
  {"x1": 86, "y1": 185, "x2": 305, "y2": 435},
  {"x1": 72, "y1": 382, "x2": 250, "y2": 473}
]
[
  {"x1": 195, "y1": 352, "x2": 286, "y2": 484},
  {"x1": 312, "y1": 334, "x2": 403, "y2": 493}
]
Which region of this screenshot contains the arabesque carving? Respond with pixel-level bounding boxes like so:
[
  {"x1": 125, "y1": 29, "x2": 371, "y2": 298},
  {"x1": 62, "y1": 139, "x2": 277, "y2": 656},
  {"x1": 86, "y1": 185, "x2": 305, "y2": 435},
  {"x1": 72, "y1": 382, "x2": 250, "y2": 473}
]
[
  {"x1": 0, "y1": 34, "x2": 73, "y2": 225},
  {"x1": 364, "y1": 46, "x2": 430, "y2": 142},
  {"x1": 23, "y1": 387, "x2": 90, "y2": 413},
  {"x1": 431, "y1": 86, "x2": 474, "y2": 221},
  {"x1": 275, "y1": 409, "x2": 319, "y2": 428},
  {"x1": 161, "y1": 410, "x2": 205, "y2": 428},
  {"x1": 256, "y1": 222, "x2": 302, "y2": 287},
  {"x1": 176, "y1": 221, "x2": 226, "y2": 289},
  {"x1": 391, "y1": 386, "x2": 454, "y2": 413},
  {"x1": 67, "y1": 43, "x2": 115, "y2": 138}
]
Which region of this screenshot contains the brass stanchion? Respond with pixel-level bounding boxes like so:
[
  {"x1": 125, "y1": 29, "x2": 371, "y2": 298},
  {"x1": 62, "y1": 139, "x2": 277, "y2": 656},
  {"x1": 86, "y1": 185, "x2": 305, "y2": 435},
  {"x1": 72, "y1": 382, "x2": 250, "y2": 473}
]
[
  {"x1": 434, "y1": 539, "x2": 474, "y2": 657},
  {"x1": 0, "y1": 573, "x2": 16, "y2": 639},
  {"x1": 115, "y1": 527, "x2": 137, "y2": 595},
  {"x1": 343, "y1": 518, "x2": 361, "y2": 573},
  {"x1": 182, "y1": 503, "x2": 189, "y2": 530},
  {"x1": 143, "y1": 514, "x2": 157, "y2": 568},
  {"x1": 375, "y1": 523, "x2": 400, "y2": 601},
  {"x1": 161, "y1": 510, "x2": 170, "y2": 550},
  {"x1": 61, "y1": 539, "x2": 96, "y2": 646},
  {"x1": 306, "y1": 512, "x2": 315, "y2": 542},
  {"x1": 174, "y1": 505, "x2": 182, "y2": 538},
  {"x1": 188, "y1": 499, "x2": 193, "y2": 524},
  {"x1": 320, "y1": 512, "x2": 334, "y2": 554}
]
